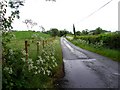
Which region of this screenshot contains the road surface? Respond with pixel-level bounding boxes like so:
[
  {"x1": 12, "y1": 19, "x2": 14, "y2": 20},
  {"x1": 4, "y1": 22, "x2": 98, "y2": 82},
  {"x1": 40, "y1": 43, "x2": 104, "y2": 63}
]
[{"x1": 56, "y1": 37, "x2": 119, "y2": 88}]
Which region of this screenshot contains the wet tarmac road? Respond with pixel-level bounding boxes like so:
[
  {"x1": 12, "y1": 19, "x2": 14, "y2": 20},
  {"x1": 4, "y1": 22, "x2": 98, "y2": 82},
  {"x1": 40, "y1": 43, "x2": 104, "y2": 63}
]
[{"x1": 58, "y1": 37, "x2": 119, "y2": 88}]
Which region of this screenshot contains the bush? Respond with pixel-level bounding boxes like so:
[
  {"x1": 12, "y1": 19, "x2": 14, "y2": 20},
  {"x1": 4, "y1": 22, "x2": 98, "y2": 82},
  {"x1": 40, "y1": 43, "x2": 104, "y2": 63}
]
[{"x1": 76, "y1": 33, "x2": 120, "y2": 49}]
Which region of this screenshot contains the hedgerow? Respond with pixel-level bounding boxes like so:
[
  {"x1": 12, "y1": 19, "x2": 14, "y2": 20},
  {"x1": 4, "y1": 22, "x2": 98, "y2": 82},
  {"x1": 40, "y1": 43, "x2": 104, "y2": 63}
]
[{"x1": 76, "y1": 33, "x2": 120, "y2": 49}]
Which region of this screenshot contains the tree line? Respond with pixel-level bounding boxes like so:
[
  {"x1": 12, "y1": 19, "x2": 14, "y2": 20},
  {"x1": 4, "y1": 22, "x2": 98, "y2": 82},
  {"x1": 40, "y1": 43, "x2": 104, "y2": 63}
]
[{"x1": 42, "y1": 26, "x2": 114, "y2": 37}]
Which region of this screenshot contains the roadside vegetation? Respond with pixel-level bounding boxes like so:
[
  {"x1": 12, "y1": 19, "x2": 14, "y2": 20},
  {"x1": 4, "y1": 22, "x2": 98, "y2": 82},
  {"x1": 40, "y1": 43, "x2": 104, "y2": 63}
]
[
  {"x1": 3, "y1": 31, "x2": 63, "y2": 88},
  {"x1": 1, "y1": 0, "x2": 120, "y2": 89},
  {"x1": 1, "y1": 0, "x2": 65, "y2": 88},
  {"x1": 66, "y1": 26, "x2": 120, "y2": 62}
]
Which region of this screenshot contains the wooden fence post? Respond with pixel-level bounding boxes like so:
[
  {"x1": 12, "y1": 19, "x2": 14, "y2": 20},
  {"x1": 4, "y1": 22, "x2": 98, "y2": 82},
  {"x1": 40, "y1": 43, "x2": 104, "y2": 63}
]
[
  {"x1": 43, "y1": 40, "x2": 44, "y2": 48},
  {"x1": 25, "y1": 41, "x2": 28, "y2": 63},
  {"x1": 37, "y1": 41, "x2": 39, "y2": 55},
  {"x1": 46, "y1": 40, "x2": 47, "y2": 45}
]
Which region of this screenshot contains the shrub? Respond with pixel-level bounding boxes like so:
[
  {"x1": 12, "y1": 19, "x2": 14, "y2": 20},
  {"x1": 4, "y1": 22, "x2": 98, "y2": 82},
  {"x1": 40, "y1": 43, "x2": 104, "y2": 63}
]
[{"x1": 76, "y1": 33, "x2": 120, "y2": 49}]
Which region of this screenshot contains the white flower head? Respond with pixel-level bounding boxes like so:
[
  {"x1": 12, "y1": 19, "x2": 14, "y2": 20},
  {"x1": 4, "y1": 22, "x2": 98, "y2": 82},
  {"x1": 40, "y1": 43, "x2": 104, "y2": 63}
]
[
  {"x1": 38, "y1": 70, "x2": 41, "y2": 73},
  {"x1": 4, "y1": 67, "x2": 9, "y2": 71},
  {"x1": 34, "y1": 71, "x2": 37, "y2": 75},
  {"x1": 41, "y1": 67, "x2": 44, "y2": 71},
  {"x1": 33, "y1": 66, "x2": 38, "y2": 70},
  {"x1": 52, "y1": 65, "x2": 55, "y2": 68},
  {"x1": 28, "y1": 59, "x2": 33, "y2": 64},
  {"x1": 21, "y1": 58, "x2": 26, "y2": 62},
  {"x1": 36, "y1": 60, "x2": 40, "y2": 64},
  {"x1": 55, "y1": 62, "x2": 58, "y2": 66},
  {"x1": 9, "y1": 49, "x2": 13, "y2": 55},
  {"x1": 9, "y1": 68, "x2": 13, "y2": 74},
  {"x1": 28, "y1": 64, "x2": 34, "y2": 71},
  {"x1": 47, "y1": 70, "x2": 51, "y2": 76},
  {"x1": 43, "y1": 70, "x2": 46, "y2": 75},
  {"x1": 38, "y1": 56, "x2": 42, "y2": 60}
]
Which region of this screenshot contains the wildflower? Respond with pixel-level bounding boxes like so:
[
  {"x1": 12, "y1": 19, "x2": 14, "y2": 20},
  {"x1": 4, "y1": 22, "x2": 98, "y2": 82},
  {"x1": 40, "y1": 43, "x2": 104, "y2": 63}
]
[
  {"x1": 52, "y1": 65, "x2": 55, "y2": 68},
  {"x1": 55, "y1": 62, "x2": 58, "y2": 66},
  {"x1": 28, "y1": 59, "x2": 33, "y2": 64},
  {"x1": 34, "y1": 66, "x2": 38, "y2": 70},
  {"x1": 40, "y1": 59, "x2": 43, "y2": 64},
  {"x1": 46, "y1": 56, "x2": 49, "y2": 60},
  {"x1": 9, "y1": 68, "x2": 13, "y2": 74},
  {"x1": 41, "y1": 67, "x2": 44, "y2": 71},
  {"x1": 28, "y1": 64, "x2": 34, "y2": 71},
  {"x1": 4, "y1": 67, "x2": 9, "y2": 71},
  {"x1": 21, "y1": 58, "x2": 26, "y2": 62},
  {"x1": 38, "y1": 70, "x2": 41, "y2": 73},
  {"x1": 51, "y1": 56, "x2": 55, "y2": 60},
  {"x1": 10, "y1": 83, "x2": 14, "y2": 86},
  {"x1": 3, "y1": 67, "x2": 12, "y2": 74},
  {"x1": 46, "y1": 70, "x2": 51, "y2": 76},
  {"x1": 21, "y1": 50, "x2": 26, "y2": 56},
  {"x1": 9, "y1": 49, "x2": 13, "y2": 55},
  {"x1": 38, "y1": 56, "x2": 42, "y2": 60},
  {"x1": 43, "y1": 70, "x2": 46, "y2": 75},
  {"x1": 49, "y1": 66, "x2": 52, "y2": 70},
  {"x1": 51, "y1": 56, "x2": 54, "y2": 59},
  {"x1": 34, "y1": 71, "x2": 37, "y2": 75},
  {"x1": 52, "y1": 59, "x2": 55, "y2": 62},
  {"x1": 36, "y1": 60, "x2": 40, "y2": 64}
]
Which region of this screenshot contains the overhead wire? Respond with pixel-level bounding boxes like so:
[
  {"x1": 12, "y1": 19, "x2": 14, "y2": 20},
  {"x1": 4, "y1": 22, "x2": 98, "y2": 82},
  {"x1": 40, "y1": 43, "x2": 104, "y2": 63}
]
[{"x1": 76, "y1": 0, "x2": 113, "y2": 23}]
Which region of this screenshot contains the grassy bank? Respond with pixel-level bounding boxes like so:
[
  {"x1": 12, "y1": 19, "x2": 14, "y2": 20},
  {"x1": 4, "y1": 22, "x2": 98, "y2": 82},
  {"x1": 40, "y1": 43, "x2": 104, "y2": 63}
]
[
  {"x1": 67, "y1": 37, "x2": 120, "y2": 62},
  {"x1": 3, "y1": 31, "x2": 63, "y2": 88}
]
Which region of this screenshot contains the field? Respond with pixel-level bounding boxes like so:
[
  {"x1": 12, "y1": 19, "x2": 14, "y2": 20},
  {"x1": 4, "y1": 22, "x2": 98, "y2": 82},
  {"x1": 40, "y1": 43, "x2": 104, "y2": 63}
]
[
  {"x1": 7, "y1": 31, "x2": 50, "y2": 59},
  {"x1": 2, "y1": 31, "x2": 63, "y2": 88},
  {"x1": 67, "y1": 33, "x2": 120, "y2": 62}
]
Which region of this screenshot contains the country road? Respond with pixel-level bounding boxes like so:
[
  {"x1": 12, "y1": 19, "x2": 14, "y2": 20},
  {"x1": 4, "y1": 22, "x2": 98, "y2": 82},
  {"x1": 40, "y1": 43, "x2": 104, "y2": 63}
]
[{"x1": 57, "y1": 37, "x2": 119, "y2": 88}]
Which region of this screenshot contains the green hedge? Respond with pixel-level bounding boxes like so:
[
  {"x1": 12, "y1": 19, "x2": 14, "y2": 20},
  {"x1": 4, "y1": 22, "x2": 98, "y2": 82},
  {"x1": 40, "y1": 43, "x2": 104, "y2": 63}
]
[{"x1": 76, "y1": 33, "x2": 120, "y2": 49}]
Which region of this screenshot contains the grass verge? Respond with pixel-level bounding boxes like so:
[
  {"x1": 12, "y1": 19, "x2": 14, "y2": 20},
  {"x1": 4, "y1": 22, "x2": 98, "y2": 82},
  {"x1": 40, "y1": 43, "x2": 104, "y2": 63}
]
[{"x1": 68, "y1": 38, "x2": 120, "y2": 62}]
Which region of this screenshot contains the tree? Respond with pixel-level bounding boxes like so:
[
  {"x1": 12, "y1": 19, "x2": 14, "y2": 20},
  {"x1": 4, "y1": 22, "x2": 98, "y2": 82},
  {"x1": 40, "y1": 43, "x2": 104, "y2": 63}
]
[
  {"x1": 73, "y1": 24, "x2": 76, "y2": 38},
  {"x1": 81, "y1": 29, "x2": 89, "y2": 35},
  {"x1": 1, "y1": 0, "x2": 24, "y2": 89},
  {"x1": 94, "y1": 27, "x2": 103, "y2": 35},
  {"x1": 0, "y1": 0, "x2": 24, "y2": 31},
  {"x1": 30, "y1": 22, "x2": 37, "y2": 29},
  {"x1": 50, "y1": 28, "x2": 59, "y2": 37},
  {"x1": 23, "y1": 19, "x2": 37, "y2": 30},
  {"x1": 76, "y1": 31, "x2": 81, "y2": 36},
  {"x1": 39, "y1": 25, "x2": 45, "y2": 32},
  {"x1": 59, "y1": 29, "x2": 67, "y2": 37},
  {"x1": 90, "y1": 27, "x2": 108, "y2": 35}
]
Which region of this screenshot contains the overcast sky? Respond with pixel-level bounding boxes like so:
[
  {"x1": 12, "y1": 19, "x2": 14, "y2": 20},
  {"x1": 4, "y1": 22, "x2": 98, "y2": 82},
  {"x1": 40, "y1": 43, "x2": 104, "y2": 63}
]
[{"x1": 12, "y1": 0, "x2": 119, "y2": 32}]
